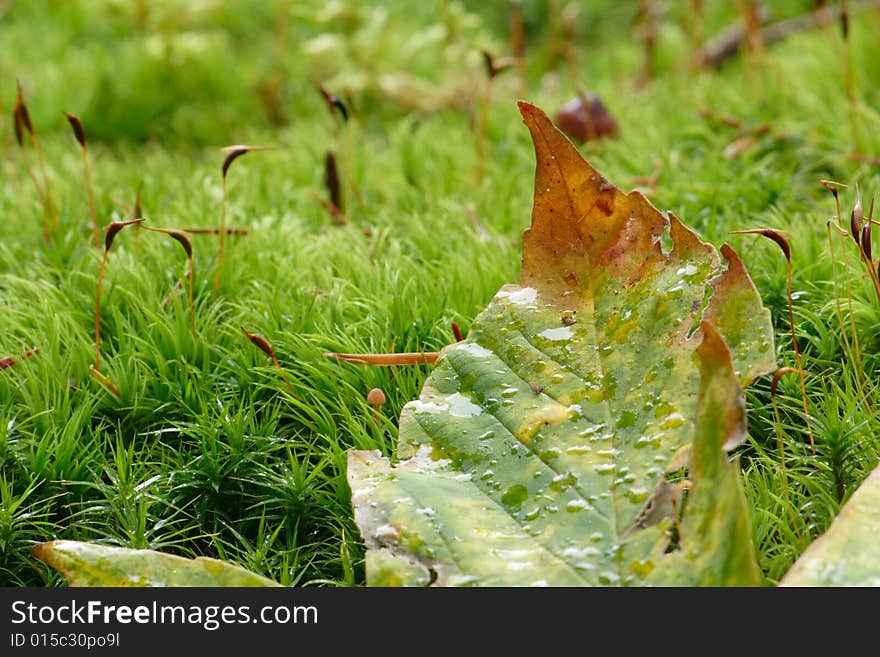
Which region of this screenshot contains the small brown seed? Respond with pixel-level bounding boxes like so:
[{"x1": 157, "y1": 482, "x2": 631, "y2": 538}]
[{"x1": 367, "y1": 387, "x2": 387, "y2": 409}]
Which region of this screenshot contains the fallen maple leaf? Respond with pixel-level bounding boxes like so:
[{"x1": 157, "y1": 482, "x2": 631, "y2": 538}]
[{"x1": 346, "y1": 101, "x2": 775, "y2": 586}]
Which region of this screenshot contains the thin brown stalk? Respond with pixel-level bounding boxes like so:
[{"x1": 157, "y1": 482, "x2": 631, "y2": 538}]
[
  {"x1": 89, "y1": 365, "x2": 120, "y2": 397},
  {"x1": 826, "y1": 220, "x2": 864, "y2": 383},
  {"x1": 731, "y1": 228, "x2": 814, "y2": 451},
  {"x1": 858, "y1": 213, "x2": 880, "y2": 305},
  {"x1": 241, "y1": 327, "x2": 298, "y2": 397},
  {"x1": 560, "y1": 2, "x2": 579, "y2": 85},
  {"x1": 770, "y1": 366, "x2": 800, "y2": 538},
  {"x1": 476, "y1": 57, "x2": 493, "y2": 185},
  {"x1": 635, "y1": 0, "x2": 660, "y2": 87},
  {"x1": 17, "y1": 83, "x2": 58, "y2": 228},
  {"x1": 82, "y1": 147, "x2": 98, "y2": 247},
  {"x1": 132, "y1": 180, "x2": 144, "y2": 252},
  {"x1": 311, "y1": 190, "x2": 345, "y2": 224},
  {"x1": 684, "y1": 0, "x2": 705, "y2": 71},
  {"x1": 160, "y1": 279, "x2": 184, "y2": 310},
  {"x1": 840, "y1": 231, "x2": 864, "y2": 375},
  {"x1": 16, "y1": 140, "x2": 50, "y2": 243},
  {"x1": 94, "y1": 247, "x2": 109, "y2": 371},
  {"x1": 313, "y1": 81, "x2": 349, "y2": 131},
  {"x1": 95, "y1": 218, "x2": 145, "y2": 371},
  {"x1": 65, "y1": 113, "x2": 99, "y2": 249},
  {"x1": 181, "y1": 226, "x2": 249, "y2": 235},
  {"x1": 315, "y1": 83, "x2": 361, "y2": 218},
  {"x1": 475, "y1": 50, "x2": 514, "y2": 185},
  {"x1": 214, "y1": 169, "x2": 228, "y2": 291},
  {"x1": 848, "y1": 187, "x2": 880, "y2": 303},
  {"x1": 840, "y1": 0, "x2": 861, "y2": 154},
  {"x1": 732, "y1": 0, "x2": 766, "y2": 99},
  {"x1": 12, "y1": 98, "x2": 51, "y2": 241},
  {"x1": 509, "y1": 0, "x2": 527, "y2": 94},
  {"x1": 323, "y1": 351, "x2": 439, "y2": 366},
  {"x1": 143, "y1": 226, "x2": 195, "y2": 334},
  {"x1": 341, "y1": 122, "x2": 364, "y2": 217},
  {"x1": 0, "y1": 85, "x2": 21, "y2": 187},
  {"x1": 214, "y1": 145, "x2": 272, "y2": 291}
]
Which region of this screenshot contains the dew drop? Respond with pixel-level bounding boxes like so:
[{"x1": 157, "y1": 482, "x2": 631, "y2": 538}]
[
  {"x1": 550, "y1": 472, "x2": 577, "y2": 491},
  {"x1": 660, "y1": 412, "x2": 685, "y2": 430},
  {"x1": 598, "y1": 571, "x2": 621, "y2": 585},
  {"x1": 538, "y1": 326, "x2": 574, "y2": 342},
  {"x1": 627, "y1": 486, "x2": 649, "y2": 503}
]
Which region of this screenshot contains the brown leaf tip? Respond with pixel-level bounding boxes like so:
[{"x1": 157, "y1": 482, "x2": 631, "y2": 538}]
[
  {"x1": 730, "y1": 228, "x2": 791, "y2": 262},
  {"x1": 31, "y1": 541, "x2": 53, "y2": 561},
  {"x1": 861, "y1": 222, "x2": 872, "y2": 262},
  {"x1": 770, "y1": 366, "x2": 799, "y2": 399},
  {"x1": 324, "y1": 150, "x2": 342, "y2": 211},
  {"x1": 143, "y1": 226, "x2": 193, "y2": 259},
  {"x1": 241, "y1": 326, "x2": 275, "y2": 359},
  {"x1": 313, "y1": 81, "x2": 349, "y2": 123},
  {"x1": 12, "y1": 104, "x2": 26, "y2": 147},
  {"x1": 104, "y1": 218, "x2": 145, "y2": 252},
  {"x1": 481, "y1": 49, "x2": 516, "y2": 79},
  {"x1": 851, "y1": 188, "x2": 864, "y2": 250},
  {"x1": 64, "y1": 112, "x2": 87, "y2": 147},
  {"x1": 220, "y1": 144, "x2": 274, "y2": 179},
  {"x1": 14, "y1": 80, "x2": 33, "y2": 137}
]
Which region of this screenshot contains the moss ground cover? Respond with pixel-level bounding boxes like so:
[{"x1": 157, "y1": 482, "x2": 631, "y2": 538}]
[{"x1": 1, "y1": 1, "x2": 878, "y2": 586}]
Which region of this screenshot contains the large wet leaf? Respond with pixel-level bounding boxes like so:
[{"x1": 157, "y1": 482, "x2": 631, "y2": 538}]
[
  {"x1": 347, "y1": 101, "x2": 775, "y2": 586},
  {"x1": 779, "y1": 463, "x2": 880, "y2": 586},
  {"x1": 33, "y1": 540, "x2": 281, "y2": 587}
]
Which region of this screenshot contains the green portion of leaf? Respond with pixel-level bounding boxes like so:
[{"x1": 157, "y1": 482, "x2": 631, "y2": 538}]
[
  {"x1": 645, "y1": 322, "x2": 760, "y2": 586},
  {"x1": 780, "y1": 464, "x2": 880, "y2": 587},
  {"x1": 347, "y1": 102, "x2": 773, "y2": 586},
  {"x1": 348, "y1": 325, "x2": 761, "y2": 586},
  {"x1": 365, "y1": 549, "x2": 433, "y2": 587},
  {"x1": 33, "y1": 540, "x2": 282, "y2": 587}
]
